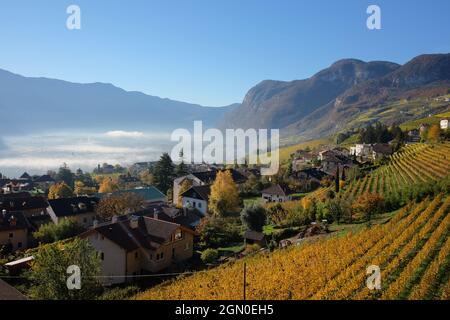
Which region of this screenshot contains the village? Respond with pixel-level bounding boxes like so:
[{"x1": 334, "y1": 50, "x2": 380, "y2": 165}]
[{"x1": 0, "y1": 118, "x2": 449, "y2": 299}]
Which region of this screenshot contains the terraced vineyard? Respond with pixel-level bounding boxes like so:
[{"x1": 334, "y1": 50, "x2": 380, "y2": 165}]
[
  {"x1": 137, "y1": 194, "x2": 450, "y2": 300},
  {"x1": 332, "y1": 143, "x2": 450, "y2": 204}
]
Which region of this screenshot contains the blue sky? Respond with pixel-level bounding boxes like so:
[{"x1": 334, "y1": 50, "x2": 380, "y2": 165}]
[{"x1": 0, "y1": 0, "x2": 449, "y2": 106}]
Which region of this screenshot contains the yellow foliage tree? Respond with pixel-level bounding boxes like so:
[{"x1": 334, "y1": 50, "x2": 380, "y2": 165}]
[
  {"x1": 301, "y1": 197, "x2": 312, "y2": 210},
  {"x1": 427, "y1": 124, "x2": 441, "y2": 142},
  {"x1": 48, "y1": 182, "x2": 74, "y2": 199},
  {"x1": 74, "y1": 181, "x2": 97, "y2": 196},
  {"x1": 177, "y1": 179, "x2": 193, "y2": 208},
  {"x1": 98, "y1": 178, "x2": 119, "y2": 193},
  {"x1": 208, "y1": 170, "x2": 240, "y2": 216}
]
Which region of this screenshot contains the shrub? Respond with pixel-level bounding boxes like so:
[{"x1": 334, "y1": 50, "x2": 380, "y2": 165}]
[
  {"x1": 196, "y1": 217, "x2": 242, "y2": 249},
  {"x1": 201, "y1": 249, "x2": 219, "y2": 264},
  {"x1": 33, "y1": 219, "x2": 85, "y2": 244}
]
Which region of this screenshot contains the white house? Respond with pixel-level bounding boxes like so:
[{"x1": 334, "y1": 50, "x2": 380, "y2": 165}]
[
  {"x1": 180, "y1": 185, "x2": 210, "y2": 215},
  {"x1": 350, "y1": 144, "x2": 372, "y2": 157},
  {"x1": 440, "y1": 119, "x2": 449, "y2": 130},
  {"x1": 261, "y1": 184, "x2": 292, "y2": 203}
]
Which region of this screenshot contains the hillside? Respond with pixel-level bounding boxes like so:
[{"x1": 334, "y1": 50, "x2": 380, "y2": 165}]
[
  {"x1": 137, "y1": 143, "x2": 450, "y2": 300},
  {"x1": 137, "y1": 193, "x2": 450, "y2": 300},
  {"x1": 219, "y1": 59, "x2": 400, "y2": 131},
  {"x1": 220, "y1": 54, "x2": 450, "y2": 145},
  {"x1": 284, "y1": 54, "x2": 450, "y2": 141}
]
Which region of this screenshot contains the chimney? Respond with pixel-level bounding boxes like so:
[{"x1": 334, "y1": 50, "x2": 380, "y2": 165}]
[
  {"x1": 9, "y1": 215, "x2": 16, "y2": 227},
  {"x1": 130, "y1": 216, "x2": 139, "y2": 229},
  {"x1": 111, "y1": 215, "x2": 118, "y2": 223}
]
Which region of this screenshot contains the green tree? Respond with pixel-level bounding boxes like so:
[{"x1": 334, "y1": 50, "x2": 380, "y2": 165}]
[
  {"x1": 56, "y1": 164, "x2": 74, "y2": 189},
  {"x1": 27, "y1": 238, "x2": 102, "y2": 300},
  {"x1": 175, "y1": 149, "x2": 188, "y2": 177},
  {"x1": 335, "y1": 166, "x2": 340, "y2": 193},
  {"x1": 153, "y1": 153, "x2": 175, "y2": 194},
  {"x1": 240, "y1": 204, "x2": 267, "y2": 232}
]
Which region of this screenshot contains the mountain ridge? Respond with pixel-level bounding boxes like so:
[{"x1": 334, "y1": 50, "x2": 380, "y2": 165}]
[
  {"x1": 0, "y1": 68, "x2": 237, "y2": 135},
  {"x1": 219, "y1": 53, "x2": 450, "y2": 143}
]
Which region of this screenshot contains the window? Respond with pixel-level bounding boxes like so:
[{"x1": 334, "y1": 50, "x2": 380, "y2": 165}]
[
  {"x1": 172, "y1": 248, "x2": 175, "y2": 258},
  {"x1": 198, "y1": 202, "x2": 202, "y2": 208},
  {"x1": 185, "y1": 242, "x2": 190, "y2": 251},
  {"x1": 9, "y1": 233, "x2": 13, "y2": 238},
  {"x1": 18, "y1": 242, "x2": 23, "y2": 248},
  {"x1": 135, "y1": 251, "x2": 139, "y2": 259},
  {"x1": 174, "y1": 230, "x2": 182, "y2": 241},
  {"x1": 100, "y1": 252, "x2": 104, "y2": 260},
  {"x1": 160, "y1": 252, "x2": 164, "y2": 260},
  {"x1": 83, "y1": 217, "x2": 87, "y2": 223},
  {"x1": 156, "y1": 253, "x2": 160, "y2": 260}
]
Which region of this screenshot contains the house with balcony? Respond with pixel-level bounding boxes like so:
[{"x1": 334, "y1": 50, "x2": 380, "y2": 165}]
[{"x1": 81, "y1": 215, "x2": 195, "y2": 285}]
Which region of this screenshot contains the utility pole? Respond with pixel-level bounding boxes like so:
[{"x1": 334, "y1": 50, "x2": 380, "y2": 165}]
[{"x1": 243, "y1": 262, "x2": 247, "y2": 300}]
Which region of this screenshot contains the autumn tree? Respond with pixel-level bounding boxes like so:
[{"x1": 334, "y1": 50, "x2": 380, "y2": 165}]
[
  {"x1": 352, "y1": 192, "x2": 385, "y2": 222},
  {"x1": 48, "y1": 182, "x2": 74, "y2": 199},
  {"x1": 74, "y1": 181, "x2": 97, "y2": 196},
  {"x1": 138, "y1": 170, "x2": 154, "y2": 186},
  {"x1": 177, "y1": 179, "x2": 193, "y2": 207},
  {"x1": 427, "y1": 124, "x2": 442, "y2": 142},
  {"x1": 96, "y1": 193, "x2": 145, "y2": 220},
  {"x1": 208, "y1": 170, "x2": 240, "y2": 216},
  {"x1": 153, "y1": 153, "x2": 175, "y2": 194},
  {"x1": 98, "y1": 178, "x2": 119, "y2": 193}
]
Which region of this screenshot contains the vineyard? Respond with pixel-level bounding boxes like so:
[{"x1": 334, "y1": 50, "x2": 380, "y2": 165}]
[
  {"x1": 303, "y1": 143, "x2": 450, "y2": 203},
  {"x1": 137, "y1": 193, "x2": 450, "y2": 300}
]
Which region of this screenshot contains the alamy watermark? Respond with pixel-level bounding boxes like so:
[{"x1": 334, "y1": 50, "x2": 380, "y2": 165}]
[
  {"x1": 67, "y1": 265, "x2": 81, "y2": 290},
  {"x1": 66, "y1": 5, "x2": 81, "y2": 30},
  {"x1": 367, "y1": 5, "x2": 381, "y2": 30},
  {"x1": 366, "y1": 265, "x2": 381, "y2": 290},
  {"x1": 171, "y1": 121, "x2": 279, "y2": 175}
]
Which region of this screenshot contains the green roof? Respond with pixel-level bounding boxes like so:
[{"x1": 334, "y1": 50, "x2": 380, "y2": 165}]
[{"x1": 96, "y1": 187, "x2": 166, "y2": 202}]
